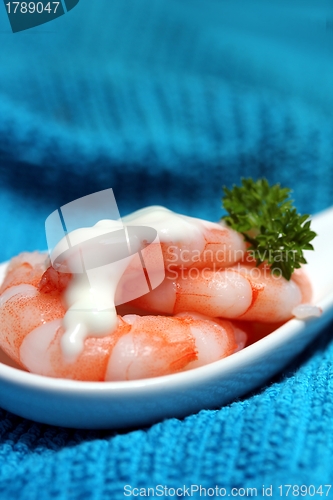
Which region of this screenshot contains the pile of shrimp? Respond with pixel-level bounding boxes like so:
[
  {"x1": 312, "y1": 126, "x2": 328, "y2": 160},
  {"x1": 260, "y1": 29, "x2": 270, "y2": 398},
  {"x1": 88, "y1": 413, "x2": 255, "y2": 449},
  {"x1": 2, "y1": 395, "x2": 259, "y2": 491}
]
[{"x1": 0, "y1": 216, "x2": 312, "y2": 381}]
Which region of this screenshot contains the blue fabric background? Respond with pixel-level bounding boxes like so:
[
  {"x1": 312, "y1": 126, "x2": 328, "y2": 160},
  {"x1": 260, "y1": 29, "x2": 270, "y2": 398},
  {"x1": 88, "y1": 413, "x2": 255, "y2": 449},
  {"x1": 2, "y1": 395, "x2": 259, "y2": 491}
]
[{"x1": 0, "y1": 0, "x2": 333, "y2": 497}]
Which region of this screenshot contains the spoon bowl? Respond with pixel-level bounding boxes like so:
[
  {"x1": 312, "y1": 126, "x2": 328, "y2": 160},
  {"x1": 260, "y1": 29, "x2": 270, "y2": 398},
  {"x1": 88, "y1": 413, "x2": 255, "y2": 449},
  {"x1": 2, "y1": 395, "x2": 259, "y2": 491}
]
[{"x1": 0, "y1": 207, "x2": 332, "y2": 429}]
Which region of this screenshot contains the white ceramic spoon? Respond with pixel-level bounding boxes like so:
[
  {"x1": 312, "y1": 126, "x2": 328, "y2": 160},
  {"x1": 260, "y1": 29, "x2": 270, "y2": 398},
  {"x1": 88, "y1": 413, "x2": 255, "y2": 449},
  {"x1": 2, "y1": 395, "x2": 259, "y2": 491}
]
[{"x1": 0, "y1": 206, "x2": 332, "y2": 429}]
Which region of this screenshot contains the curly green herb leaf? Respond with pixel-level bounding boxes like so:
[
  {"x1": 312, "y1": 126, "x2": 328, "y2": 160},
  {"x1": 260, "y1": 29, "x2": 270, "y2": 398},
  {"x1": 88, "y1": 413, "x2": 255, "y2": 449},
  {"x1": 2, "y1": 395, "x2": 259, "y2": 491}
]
[{"x1": 222, "y1": 178, "x2": 316, "y2": 280}]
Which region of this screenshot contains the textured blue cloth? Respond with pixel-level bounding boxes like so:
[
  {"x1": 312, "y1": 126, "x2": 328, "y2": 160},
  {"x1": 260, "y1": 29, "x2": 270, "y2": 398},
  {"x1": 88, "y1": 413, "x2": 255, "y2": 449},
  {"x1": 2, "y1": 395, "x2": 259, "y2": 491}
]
[{"x1": 0, "y1": 0, "x2": 333, "y2": 497}]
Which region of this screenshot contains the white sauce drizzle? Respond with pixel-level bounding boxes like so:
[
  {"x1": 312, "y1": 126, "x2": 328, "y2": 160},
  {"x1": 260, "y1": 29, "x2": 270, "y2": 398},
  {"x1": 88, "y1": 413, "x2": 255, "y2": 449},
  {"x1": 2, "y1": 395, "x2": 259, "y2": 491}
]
[
  {"x1": 50, "y1": 206, "x2": 215, "y2": 361},
  {"x1": 122, "y1": 206, "x2": 209, "y2": 253}
]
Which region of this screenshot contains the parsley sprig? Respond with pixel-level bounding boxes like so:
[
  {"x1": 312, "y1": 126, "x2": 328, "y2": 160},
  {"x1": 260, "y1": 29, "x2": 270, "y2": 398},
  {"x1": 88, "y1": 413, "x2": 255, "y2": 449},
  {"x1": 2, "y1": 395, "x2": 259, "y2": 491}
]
[{"x1": 222, "y1": 178, "x2": 316, "y2": 280}]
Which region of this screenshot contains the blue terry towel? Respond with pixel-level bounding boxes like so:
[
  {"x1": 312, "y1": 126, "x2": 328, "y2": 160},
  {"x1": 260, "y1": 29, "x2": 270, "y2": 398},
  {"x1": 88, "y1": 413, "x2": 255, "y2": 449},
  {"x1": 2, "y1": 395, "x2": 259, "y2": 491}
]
[{"x1": 0, "y1": 0, "x2": 333, "y2": 497}]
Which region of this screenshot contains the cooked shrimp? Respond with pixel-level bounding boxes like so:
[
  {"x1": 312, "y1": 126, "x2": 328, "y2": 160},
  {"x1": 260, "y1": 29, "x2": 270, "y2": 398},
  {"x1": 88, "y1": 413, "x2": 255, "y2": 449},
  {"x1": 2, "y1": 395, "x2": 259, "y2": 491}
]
[
  {"x1": 121, "y1": 206, "x2": 247, "y2": 269},
  {"x1": 0, "y1": 253, "x2": 246, "y2": 381},
  {"x1": 40, "y1": 207, "x2": 247, "y2": 358},
  {"x1": 130, "y1": 262, "x2": 312, "y2": 323},
  {"x1": 0, "y1": 254, "x2": 66, "y2": 364},
  {"x1": 17, "y1": 313, "x2": 245, "y2": 381},
  {"x1": 0, "y1": 252, "x2": 48, "y2": 294}
]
